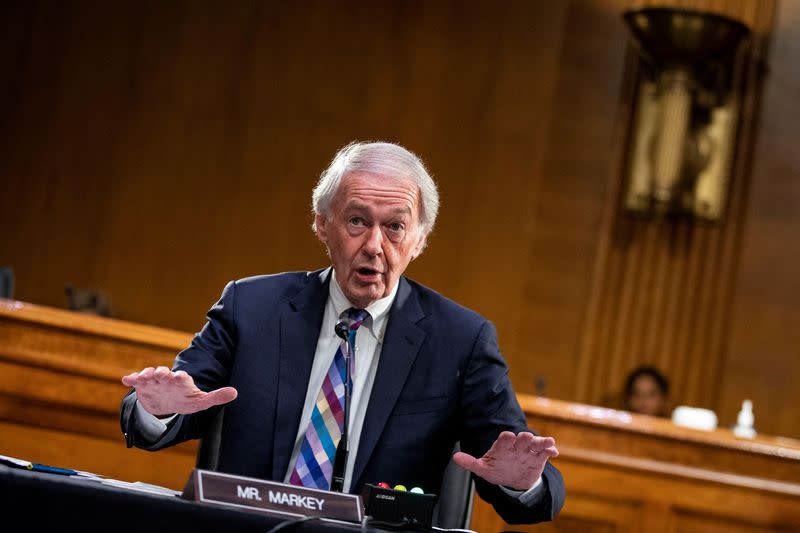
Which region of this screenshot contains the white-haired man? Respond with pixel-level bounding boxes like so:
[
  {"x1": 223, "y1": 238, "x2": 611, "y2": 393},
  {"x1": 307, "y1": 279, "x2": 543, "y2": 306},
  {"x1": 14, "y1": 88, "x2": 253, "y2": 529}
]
[{"x1": 121, "y1": 141, "x2": 565, "y2": 524}]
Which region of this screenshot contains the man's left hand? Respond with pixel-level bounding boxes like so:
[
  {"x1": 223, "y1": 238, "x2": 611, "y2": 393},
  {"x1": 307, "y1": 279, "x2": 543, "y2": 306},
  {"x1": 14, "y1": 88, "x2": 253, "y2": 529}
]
[{"x1": 452, "y1": 431, "x2": 559, "y2": 490}]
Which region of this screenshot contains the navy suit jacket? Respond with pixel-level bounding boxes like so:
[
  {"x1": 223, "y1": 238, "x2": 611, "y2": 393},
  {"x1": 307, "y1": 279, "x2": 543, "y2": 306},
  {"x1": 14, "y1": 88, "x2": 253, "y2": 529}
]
[{"x1": 120, "y1": 269, "x2": 565, "y2": 524}]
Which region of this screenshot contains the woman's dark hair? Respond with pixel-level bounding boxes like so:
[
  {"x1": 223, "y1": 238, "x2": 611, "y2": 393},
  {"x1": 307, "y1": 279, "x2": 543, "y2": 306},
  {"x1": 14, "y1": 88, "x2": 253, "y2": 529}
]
[{"x1": 624, "y1": 366, "x2": 669, "y2": 399}]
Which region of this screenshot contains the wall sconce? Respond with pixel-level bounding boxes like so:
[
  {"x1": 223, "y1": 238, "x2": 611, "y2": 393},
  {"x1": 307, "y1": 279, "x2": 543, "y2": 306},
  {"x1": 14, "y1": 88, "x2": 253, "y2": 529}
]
[{"x1": 622, "y1": 7, "x2": 750, "y2": 221}]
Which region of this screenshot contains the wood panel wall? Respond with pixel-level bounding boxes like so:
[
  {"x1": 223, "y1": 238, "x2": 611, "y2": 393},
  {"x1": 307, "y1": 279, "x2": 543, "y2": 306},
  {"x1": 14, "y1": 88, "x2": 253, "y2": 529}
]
[
  {"x1": 573, "y1": 1, "x2": 776, "y2": 412},
  {"x1": 0, "y1": 0, "x2": 798, "y2": 441},
  {"x1": 717, "y1": 0, "x2": 800, "y2": 445}
]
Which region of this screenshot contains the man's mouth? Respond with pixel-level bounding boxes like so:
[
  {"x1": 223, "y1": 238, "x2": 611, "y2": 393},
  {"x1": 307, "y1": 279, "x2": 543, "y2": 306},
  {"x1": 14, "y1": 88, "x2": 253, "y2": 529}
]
[{"x1": 356, "y1": 267, "x2": 382, "y2": 280}]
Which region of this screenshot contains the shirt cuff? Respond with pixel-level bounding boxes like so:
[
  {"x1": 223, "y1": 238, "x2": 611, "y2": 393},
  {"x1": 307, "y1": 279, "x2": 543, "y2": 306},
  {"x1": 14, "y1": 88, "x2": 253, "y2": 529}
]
[
  {"x1": 499, "y1": 476, "x2": 545, "y2": 505},
  {"x1": 134, "y1": 400, "x2": 177, "y2": 443}
]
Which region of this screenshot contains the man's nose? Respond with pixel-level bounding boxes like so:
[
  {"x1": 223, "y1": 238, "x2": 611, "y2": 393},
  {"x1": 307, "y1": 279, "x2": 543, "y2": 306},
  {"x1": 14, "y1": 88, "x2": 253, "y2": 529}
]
[{"x1": 362, "y1": 226, "x2": 383, "y2": 256}]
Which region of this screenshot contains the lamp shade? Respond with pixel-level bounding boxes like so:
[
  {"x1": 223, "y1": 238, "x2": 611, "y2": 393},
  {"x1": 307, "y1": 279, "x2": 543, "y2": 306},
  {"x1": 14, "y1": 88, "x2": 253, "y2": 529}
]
[{"x1": 623, "y1": 7, "x2": 750, "y2": 70}]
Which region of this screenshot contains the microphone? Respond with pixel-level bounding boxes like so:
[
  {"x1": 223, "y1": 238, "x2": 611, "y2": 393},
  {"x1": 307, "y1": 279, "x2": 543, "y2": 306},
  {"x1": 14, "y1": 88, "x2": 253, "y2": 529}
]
[
  {"x1": 330, "y1": 318, "x2": 354, "y2": 492},
  {"x1": 334, "y1": 319, "x2": 350, "y2": 341}
]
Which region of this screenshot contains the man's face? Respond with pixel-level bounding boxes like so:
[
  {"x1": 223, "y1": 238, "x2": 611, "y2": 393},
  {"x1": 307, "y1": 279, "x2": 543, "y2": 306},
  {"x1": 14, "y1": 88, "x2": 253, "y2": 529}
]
[{"x1": 315, "y1": 171, "x2": 427, "y2": 309}]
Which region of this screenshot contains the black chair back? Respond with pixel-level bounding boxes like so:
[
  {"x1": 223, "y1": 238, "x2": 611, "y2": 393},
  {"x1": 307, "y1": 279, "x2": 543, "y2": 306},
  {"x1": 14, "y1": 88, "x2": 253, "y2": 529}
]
[
  {"x1": 196, "y1": 409, "x2": 224, "y2": 471},
  {"x1": 0, "y1": 267, "x2": 13, "y2": 299},
  {"x1": 432, "y1": 442, "x2": 475, "y2": 530}
]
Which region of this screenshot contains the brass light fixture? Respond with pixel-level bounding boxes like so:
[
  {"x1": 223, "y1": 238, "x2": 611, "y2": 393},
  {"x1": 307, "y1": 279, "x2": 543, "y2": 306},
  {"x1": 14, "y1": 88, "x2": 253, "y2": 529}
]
[{"x1": 622, "y1": 7, "x2": 750, "y2": 221}]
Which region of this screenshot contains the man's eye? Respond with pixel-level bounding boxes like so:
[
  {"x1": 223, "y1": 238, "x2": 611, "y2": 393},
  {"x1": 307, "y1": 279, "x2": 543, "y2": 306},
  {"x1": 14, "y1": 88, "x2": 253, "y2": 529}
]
[
  {"x1": 349, "y1": 217, "x2": 363, "y2": 226},
  {"x1": 388, "y1": 222, "x2": 404, "y2": 232}
]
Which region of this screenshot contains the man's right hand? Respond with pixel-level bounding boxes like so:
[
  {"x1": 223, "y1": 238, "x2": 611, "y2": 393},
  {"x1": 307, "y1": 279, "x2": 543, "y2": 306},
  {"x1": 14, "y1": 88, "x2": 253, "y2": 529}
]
[{"x1": 121, "y1": 366, "x2": 238, "y2": 417}]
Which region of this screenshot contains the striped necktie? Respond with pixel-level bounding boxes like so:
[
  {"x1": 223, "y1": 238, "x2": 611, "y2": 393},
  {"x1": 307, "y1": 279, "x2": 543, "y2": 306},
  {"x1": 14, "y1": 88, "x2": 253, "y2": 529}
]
[{"x1": 289, "y1": 308, "x2": 369, "y2": 490}]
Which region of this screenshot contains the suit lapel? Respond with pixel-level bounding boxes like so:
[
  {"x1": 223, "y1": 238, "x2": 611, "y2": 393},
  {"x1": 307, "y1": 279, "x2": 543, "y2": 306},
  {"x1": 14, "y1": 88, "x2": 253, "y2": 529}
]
[
  {"x1": 271, "y1": 268, "x2": 331, "y2": 480},
  {"x1": 352, "y1": 277, "x2": 426, "y2": 488}
]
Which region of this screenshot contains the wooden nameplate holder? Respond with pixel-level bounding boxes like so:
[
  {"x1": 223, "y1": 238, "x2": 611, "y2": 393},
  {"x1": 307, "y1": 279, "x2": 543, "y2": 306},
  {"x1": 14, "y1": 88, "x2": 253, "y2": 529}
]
[{"x1": 182, "y1": 469, "x2": 364, "y2": 525}]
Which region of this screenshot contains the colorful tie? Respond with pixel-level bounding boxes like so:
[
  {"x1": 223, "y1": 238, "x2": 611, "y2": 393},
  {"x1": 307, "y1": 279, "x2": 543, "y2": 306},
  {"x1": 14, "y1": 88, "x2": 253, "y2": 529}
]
[{"x1": 289, "y1": 308, "x2": 369, "y2": 490}]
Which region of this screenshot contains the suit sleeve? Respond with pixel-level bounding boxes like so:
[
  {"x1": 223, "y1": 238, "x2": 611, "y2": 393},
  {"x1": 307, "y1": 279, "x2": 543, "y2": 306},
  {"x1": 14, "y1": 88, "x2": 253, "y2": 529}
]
[
  {"x1": 120, "y1": 281, "x2": 238, "y2": 451},
  {"x1": 458, "y1": 320, "x2": 565, "y2": 524}
]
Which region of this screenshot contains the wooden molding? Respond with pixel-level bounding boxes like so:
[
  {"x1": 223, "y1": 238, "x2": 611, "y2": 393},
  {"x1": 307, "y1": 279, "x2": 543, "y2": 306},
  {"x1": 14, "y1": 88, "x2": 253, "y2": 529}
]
[
  {"x1": 0, "y1": 298, "x2": 191, "y2": 350},
  {"x1": 520, "y1": 395, "x2": 800, "y2": 461}
]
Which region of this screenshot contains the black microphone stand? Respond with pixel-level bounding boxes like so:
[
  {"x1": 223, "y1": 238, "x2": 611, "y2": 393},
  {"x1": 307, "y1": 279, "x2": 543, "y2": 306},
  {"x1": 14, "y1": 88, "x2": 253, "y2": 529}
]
[{"x1": 330, "y1": 320, "x2": 353, "y2": 493}]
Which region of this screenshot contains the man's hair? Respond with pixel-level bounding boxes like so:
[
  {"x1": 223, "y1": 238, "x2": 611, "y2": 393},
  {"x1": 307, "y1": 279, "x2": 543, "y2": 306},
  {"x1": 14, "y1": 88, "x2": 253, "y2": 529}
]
[{"x1": 311, "y1": 141, "x2": 440, "y2": 235}]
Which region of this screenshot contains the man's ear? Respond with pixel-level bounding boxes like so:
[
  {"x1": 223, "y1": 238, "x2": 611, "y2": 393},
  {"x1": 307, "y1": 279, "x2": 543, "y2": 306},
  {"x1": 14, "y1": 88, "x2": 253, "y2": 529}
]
[
  {"x1": 315, "y1": 214, "x2": 328, "y2": 243},
  {"x1": 411, "y1": 231, "x2": 427, "y2": 260}
]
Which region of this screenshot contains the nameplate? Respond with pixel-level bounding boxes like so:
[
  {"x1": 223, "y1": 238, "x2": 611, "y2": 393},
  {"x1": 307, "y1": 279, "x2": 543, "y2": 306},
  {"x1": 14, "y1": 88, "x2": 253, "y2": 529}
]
[{"x1": 182, "y1": 469, "x2": 363, "y2": 525}]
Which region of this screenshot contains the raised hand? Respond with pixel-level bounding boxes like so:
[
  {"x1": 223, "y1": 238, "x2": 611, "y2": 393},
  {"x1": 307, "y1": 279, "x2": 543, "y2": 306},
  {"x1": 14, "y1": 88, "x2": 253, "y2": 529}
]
[
  {"x1": 452, "y1": 431, "x2": 558, "y2": 491},
  {"x1": 121, "y1": 366, "x2": 238, "y2": 417}
]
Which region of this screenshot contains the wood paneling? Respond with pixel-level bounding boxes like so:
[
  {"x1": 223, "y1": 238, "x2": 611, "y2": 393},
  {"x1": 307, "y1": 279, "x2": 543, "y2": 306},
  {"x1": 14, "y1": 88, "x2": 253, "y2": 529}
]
[
  {"x1": 573, "y1": 58, "x2": 759, "y2": 410},
  {"x1": 0, "y1": 421, "x2": 194, "y2": 490},
  {"x1": 567, "y1": 0, "x2": 796, "y2": 439},
  {"x1": 0, "y1": 0, "x2": 574, "y2": 343},
  {"x1": 0, "y1": 298, "x2": 196, "y2": 490},
  {"x1": 509, "y1": 0, "x2": 631, "y2": 401},
  {"x1": 717, "y1": 0, "x2": 800, "y2": 445}
]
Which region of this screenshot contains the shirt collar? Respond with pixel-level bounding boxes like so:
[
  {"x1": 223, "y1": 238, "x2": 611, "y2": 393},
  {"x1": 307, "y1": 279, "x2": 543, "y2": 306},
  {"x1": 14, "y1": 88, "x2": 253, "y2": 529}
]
[{"x1": 329, "y1": 269, "x2": 398, "y2": 342}]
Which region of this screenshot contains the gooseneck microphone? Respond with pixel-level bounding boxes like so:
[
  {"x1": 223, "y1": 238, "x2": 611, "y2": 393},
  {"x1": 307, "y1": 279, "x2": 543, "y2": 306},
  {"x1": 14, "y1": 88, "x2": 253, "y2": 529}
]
[
  {"x1": 334, "y1": 320, "x2": 350, "y2": 342},
  {"x1": 330, "y1": 318, "x2": 354, "y2": 492}
]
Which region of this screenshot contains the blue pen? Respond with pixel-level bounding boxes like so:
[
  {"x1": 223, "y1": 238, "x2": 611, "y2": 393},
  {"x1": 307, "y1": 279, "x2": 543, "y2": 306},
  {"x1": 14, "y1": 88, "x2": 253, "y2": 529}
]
[{"x1": 27, "y1": 463, "x2": 78, "y2": 476}]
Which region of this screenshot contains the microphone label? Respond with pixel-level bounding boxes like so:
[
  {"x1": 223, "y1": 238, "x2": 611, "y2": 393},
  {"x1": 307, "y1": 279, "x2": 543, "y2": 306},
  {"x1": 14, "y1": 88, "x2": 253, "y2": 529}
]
[{"x1": 183, "y1": 469, "x2": 364, "y2": 524}]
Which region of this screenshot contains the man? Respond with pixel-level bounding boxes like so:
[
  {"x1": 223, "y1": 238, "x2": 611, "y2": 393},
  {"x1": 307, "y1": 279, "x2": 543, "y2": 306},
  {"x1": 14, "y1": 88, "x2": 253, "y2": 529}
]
[{"x1": 120, "y1": 141, "x2": 565, "y2": 524}]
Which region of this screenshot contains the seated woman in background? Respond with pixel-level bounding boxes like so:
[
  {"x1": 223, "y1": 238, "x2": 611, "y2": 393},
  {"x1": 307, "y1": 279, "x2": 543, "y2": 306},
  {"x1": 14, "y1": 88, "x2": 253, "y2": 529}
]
[{"x1": 624, "y1": 366, "x2": 669, "y2": 417}]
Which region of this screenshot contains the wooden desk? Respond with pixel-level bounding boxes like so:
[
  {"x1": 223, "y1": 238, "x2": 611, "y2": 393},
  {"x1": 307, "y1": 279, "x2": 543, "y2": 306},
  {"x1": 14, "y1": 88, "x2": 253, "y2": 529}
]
[
  {"x1": 472, "y1": 396, "x2": 800, "y2": 532},
  {"x1": 0, "y1": 298, "x2": 197, "y2": 489},
  {"x1": 0, "y1": 465, "x2": 384, "y2": 533},
  {"x1": 2, "y1": 299, "x2": 799, "y2": 531}
]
